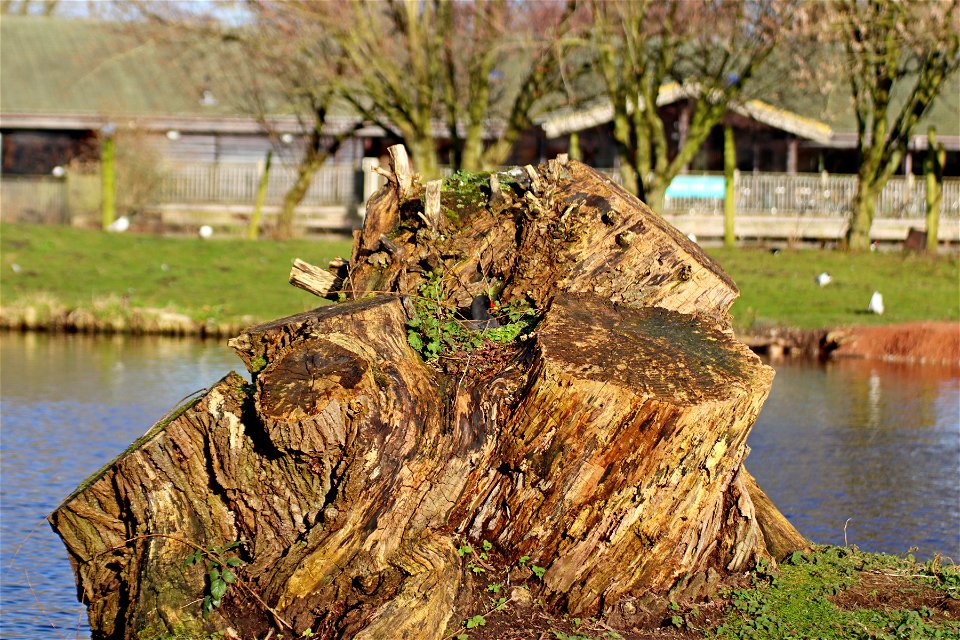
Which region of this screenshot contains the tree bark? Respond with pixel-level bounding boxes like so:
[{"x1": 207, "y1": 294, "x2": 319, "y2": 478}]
[
  {"x1": 925, "y1": 126, "x2": 945, "y2": 254},
  {"x1": 50, "y1": 149, "x2": 805, "y2": 639},
  {"x1": 847, "y1": 177, "x2": 879, "y2": 251}
]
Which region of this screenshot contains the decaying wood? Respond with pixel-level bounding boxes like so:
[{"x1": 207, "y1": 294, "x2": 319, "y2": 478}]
[
  {"x1": 388, "y1": 144, "x2": 414, "y2": 201},
  {"x1": 289, "y1": 258, "x2": 338, "y2": 298},
  {"x1": 51, "y1": 147, "x2": 805, "y2": 639},
  {"x1": 422, "y1": 179, "x2": 442, "y2": 229}
]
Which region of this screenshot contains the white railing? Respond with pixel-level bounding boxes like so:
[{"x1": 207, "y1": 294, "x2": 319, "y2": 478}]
[
  {"x1": 4, "y1": 166, "x2": 957, "y2": 228},
  {"x1": 598, "y1": 170, "x2": 960, "y2": 219},
  {"x1": 158, "y1": 161, "x2": 360, "y2": 206},
  {"x1": 0, "y1": 175, "x2": 68, "y2": 224}
]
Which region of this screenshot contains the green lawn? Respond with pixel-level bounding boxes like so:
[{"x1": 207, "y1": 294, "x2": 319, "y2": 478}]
[
  {"x1": 709, "y1": 247, "x2": 959, "y2": 330},
  {"x1": 0, "y1": 223, "x2": 353, "y2": 325},
  {"x1": 1, "y1": 223, "x2": 957, "y2": 330}
]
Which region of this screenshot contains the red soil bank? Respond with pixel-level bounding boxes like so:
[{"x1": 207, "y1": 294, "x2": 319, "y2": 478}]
[{"x1": 830, "y1": 321, "x2": 960, "y2": 366}]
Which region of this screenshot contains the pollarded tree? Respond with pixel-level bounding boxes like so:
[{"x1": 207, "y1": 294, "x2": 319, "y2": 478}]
[
  {"x1": 832, "y1": 0, "x2": 959, "y2": 251},
  {"x1": 588, "y1": 0, "x2": 794, "y2": 211}
]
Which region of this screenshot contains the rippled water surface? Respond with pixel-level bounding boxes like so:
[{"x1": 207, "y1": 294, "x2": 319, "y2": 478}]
[{"x1": 1, "y1": 333, "x2": 958, "y2": 638}]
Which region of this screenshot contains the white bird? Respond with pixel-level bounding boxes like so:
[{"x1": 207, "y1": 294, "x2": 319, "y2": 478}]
[
  {"x1": 687, "y1": 232, "x2": 698, "y2": 244},
  {"x1": 198, "y1": 225, "x2": 214, "y2": 239},
  {"x1": 11, "y1": 263, "x2": 22, "y2": 273},
  {"x1": 815, "y1": 272, "x2": 832, "y2": 287},
  {"x1": 106, "y1": 216, "x2": 130, "y2": 233},
  {"x1": 867, "y1": 291, "x2": 884, "y2": 315}
]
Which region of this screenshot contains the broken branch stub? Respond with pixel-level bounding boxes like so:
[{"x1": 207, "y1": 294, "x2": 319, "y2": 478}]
[
  {"x1": 289, "y1": 258, "x2": 338, "y2": 298},
  {"x1": 51, "y1": 149, "x2": 805, "y2": 639}
]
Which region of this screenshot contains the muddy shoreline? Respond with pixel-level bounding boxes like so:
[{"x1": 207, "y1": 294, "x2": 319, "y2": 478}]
[
  {"x1": 2, "y1": 306, "x2": 957, "y2": 367},
  {"x1": 742, "y1": 322, "x2": 960, "y2": 367}
]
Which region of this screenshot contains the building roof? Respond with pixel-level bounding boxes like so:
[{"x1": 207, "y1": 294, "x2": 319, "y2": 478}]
[
  {"x1": 3, "y1": 15, "x2": 957, "y2": 149},
  {"x1": 0, "y1": 15, "x2": 374, "y2": 135},
  {"x1": 538, "y1": 83, "x2": 834, "y2": 144},
  {"x1": 1, "y1": 15, "x2": 250, "y2": 118}
]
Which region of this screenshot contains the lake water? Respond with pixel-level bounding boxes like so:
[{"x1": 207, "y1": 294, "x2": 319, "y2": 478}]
[{"x1": 1, "y1": 332, "x2": 958, "y2": 638}]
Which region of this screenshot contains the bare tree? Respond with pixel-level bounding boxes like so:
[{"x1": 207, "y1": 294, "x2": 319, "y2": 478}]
[
  {"x1": 243, "y1": 2, "x2": 367, "y2": 239},
  {"x1": 830, "y1": 0, "x2": 959, "y2": 250},
  {"x1": 1, "y1": 0, "x2": 59, "y2": 15},
  {"x1": 587, "y1": 0, "x2": 793, "y2": 211},
  {"x1": 310, "y1": 0, "x2": 578, "y2": 178},
  {"x1": 123, "y1": 1, "x2": 366, "y2": 240}
]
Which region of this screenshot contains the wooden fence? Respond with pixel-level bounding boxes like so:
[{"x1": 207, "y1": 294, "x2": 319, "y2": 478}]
[
  {"x1": 597, "y1": 170, "x2": 960, "y2": 220},
  {"x1": 157, "y1": 162, "x2": 362, "y2": 206},
  {"x1": 0, "y1": 175, "x2": 69, "y2": 224},
  {"x1": 3, "y1": 163, "x2": 958, "y2": 240}
]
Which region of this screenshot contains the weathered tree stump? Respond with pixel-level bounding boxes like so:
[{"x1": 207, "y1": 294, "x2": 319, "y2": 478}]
[{"x1": 50, "y1": 150, "x2": 805, "y2": 639}]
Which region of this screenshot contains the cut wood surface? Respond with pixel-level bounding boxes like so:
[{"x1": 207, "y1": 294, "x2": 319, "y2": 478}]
[{"x1": 50, "y1": 147, "x2": 804, "y2": 639}]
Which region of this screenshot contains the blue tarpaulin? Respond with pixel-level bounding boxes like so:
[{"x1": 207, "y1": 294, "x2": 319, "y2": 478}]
[{"x1": 665, "y1": 175, "x2": 726, "y2": 199}]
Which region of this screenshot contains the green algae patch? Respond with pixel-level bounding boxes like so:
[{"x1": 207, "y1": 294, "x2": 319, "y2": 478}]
[{"x1": 706, "y1": 546, "x2": 960, "y2": 640}]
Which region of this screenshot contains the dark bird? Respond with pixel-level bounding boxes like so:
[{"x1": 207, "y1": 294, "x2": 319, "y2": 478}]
[{"x1": 470, "y1": 294, "x2": 499, "y2": 329}]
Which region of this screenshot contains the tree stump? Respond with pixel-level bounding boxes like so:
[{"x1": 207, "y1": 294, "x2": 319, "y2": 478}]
[{"x1": 50, "y1": 150, "x2": 805, "y2": 639}]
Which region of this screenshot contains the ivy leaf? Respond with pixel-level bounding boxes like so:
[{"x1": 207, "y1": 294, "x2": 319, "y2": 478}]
[
  {"x1": 210, "y1": 577, "x2": 228, "y2": 600},
  {"x1": 465, "y1": 614, "x2": 486, "y2": 629}
]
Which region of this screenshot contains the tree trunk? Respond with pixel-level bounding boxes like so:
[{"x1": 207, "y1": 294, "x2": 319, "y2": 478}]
[
  {"x1": 925, "y1": 127, "x2": 945, "y2": 254},
  {"x1": 247, "y1": 150, "x2": 273, "y2": 240},
  {"x1": 724, "y1": 126, "x2": 737, "y2": 248},
  {"x1": 50, "y1": 150, "x2": 805, "y2": 639},
  {"x1": 276, "y1": 154, "x2": 322, "y2": 240},
  {"x1": 847, "y1": 177, "x2": 879, "y2": 251}
]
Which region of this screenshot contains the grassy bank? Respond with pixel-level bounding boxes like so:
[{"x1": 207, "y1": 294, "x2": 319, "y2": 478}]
[
  {"x1": 709, "y1": 247, "x2": 959, "y2": 330},
  {"x1": 1, "y1": 223, "x2": 957, "y2": 332},
  {"x1": 0, "y1": 223, "x2": 353, "y2": 332}
]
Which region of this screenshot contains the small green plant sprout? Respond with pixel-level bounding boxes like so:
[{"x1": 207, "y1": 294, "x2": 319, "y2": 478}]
[
  {"x1": 457, "y1": 542, "x2": 474, "y2": 557},
  {"x1": 467, "y1": 562, "x2": 486, "y2": 574},
  {"x1": 465, "y1": 614, "x2": 486, "y2": 629},
  {"x1": 487, "y1": 582, "x2": 502, "y2": 593},
  {"x1": 299, "y1": 629, "x2": 314, "y2": 638},
  {"x1": 480, "y1": 539, "x2": 493, "y2": 560},
  {"x1": 183, "y1": 540, "x2": 246, "y2": 618},
  {"x1": 518, "y1": 554, "x2": 530, "y2": 566},
  {"x1": 531, "y1": 564, "x2": 547, "y2": 579},
  {"x1": 550, "y1": 632, "x2": 592, "y2": 640}
]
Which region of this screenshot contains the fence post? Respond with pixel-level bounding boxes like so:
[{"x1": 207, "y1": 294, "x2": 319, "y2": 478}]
[
  {"x1": 360, "y1": 157, "x2": 381, "y2": 218},
  {"x1": 248, "y1": 150, "x2": 274, "y2": 240},
  {"x1": 100, "y1": 124, "x2": 117, "y2": 230},
  {"x1": 723, "y1": 126, "x2": 736, "y2": 247}
]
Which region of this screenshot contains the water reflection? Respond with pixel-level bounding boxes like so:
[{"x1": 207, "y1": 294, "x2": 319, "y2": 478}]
[
  {"x1": 747, "y1": 357, "x2": 960, "y2": 560},
  {"x1": 1, "y1": 333, "x2": 957, "y2": 638},
  {"x1": 1, "y1": 333, "x2": 243, "y2": 639}
]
